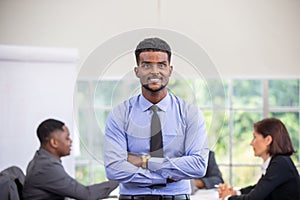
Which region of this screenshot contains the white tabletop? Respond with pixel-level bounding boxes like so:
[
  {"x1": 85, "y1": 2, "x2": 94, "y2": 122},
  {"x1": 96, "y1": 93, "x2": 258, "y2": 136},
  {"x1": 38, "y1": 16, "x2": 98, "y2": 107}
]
[
  {"x1": 191, "y1": 189, "x2": 219, "y2": 200},
  {"x1": 103, "y1": 187, "x2": 219, "y2": 200}
]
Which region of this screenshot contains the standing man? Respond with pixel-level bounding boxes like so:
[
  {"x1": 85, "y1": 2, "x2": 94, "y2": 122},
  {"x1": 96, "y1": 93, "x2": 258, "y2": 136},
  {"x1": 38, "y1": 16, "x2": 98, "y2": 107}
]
[
  {"x1": 23, "y1": 118, "x2": 118, "y2": 200},
  {"x1": 104, "y1": 37, "x2": 209, "y2": 199}
]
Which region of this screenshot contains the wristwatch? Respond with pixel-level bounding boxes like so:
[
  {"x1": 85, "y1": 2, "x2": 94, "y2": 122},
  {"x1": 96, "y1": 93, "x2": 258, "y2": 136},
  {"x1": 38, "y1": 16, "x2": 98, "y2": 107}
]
[{"x1": 141, "y1": 155, "x2": 150, "y2": 169}]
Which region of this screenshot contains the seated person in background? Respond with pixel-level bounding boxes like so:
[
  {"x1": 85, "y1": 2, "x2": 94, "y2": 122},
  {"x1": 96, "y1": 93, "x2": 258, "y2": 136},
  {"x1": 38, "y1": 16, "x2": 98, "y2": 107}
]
[
  {"x1": 218, "y1": 118, "x2": 300, "y2": 200},
  {"x1": 22, "y1": 118, "x2": 118, "y2": 200},
  {"x1": 193, "y1": 150, "x2": 224, "y2": 189}
]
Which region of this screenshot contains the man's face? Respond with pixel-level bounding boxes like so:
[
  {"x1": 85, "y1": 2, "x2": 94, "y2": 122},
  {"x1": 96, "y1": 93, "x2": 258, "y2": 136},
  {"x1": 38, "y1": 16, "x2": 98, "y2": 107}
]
[
  {"x1": 135, "y1": 51, "x2": 173, "y2": 93},
  {"x1": 53, "y1": 125, "x2": 72, "y2": 157}
]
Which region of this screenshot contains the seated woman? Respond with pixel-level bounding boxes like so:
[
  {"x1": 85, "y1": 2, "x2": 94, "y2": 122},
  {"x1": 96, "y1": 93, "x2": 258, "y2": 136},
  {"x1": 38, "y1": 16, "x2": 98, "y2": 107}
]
[{"x1": 218, "y1": 117, "x2": 300, "y2": 200}]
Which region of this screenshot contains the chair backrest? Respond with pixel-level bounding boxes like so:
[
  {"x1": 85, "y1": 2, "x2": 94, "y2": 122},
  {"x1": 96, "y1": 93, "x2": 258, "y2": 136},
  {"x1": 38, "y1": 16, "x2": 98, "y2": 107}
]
[{"x1": 0, "y1": 166, "x2": 25, "y2": 200}]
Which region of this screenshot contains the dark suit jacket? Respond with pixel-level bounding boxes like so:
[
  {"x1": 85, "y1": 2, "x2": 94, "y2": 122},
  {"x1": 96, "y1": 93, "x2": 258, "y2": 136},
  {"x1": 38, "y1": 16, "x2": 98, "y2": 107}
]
[
  {"x1": 0, "y1": 166, "x2": 25, "y2": 200},
  {"x1": 22, "y1": 148, "x2": 118, "y2": 200},
  {"x1": 196, "y1": 151, "x2": 224, "y2": 189},
  {"x1": 229, "y1": 155, "x2": 300, "y2": 200}
]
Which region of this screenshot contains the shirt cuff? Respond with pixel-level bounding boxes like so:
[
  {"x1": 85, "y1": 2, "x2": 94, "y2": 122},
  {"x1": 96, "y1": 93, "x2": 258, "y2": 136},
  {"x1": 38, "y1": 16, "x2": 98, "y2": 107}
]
[
  {"x1": 224, "y1": 195, "x2": 231, "y2": 200},
  {"x1": 225, "y1": 190, "x2": 241, "y2": 200},
  {"x1": 148, "y1": 157, "x2": 164, "y2": 171},
  {"x1": 151, "y1": 178, "x2": 167, "y2": 186}
]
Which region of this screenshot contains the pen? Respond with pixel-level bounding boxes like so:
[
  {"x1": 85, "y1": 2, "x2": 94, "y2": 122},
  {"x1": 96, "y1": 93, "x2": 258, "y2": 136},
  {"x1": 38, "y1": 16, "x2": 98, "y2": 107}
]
[{"x1": 215, "y1": 184, "x2": 241, "y2": 191}]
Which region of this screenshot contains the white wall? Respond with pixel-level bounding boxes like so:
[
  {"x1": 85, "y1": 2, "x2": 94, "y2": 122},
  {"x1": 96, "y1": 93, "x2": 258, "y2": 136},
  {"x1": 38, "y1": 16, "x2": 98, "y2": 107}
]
[
  {"x1": 0, "y1": 0, "x2": 299, "y2": 171},
  {"x1": 0, "y1": 0, "x2": 299, "y2": 79},
  {"x1": 0, "y1": 45, "x2": 78, "y2": 175}
]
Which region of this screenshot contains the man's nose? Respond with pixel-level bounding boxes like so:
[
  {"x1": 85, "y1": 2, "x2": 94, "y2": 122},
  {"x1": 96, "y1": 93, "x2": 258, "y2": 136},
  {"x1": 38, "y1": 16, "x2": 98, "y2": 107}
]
[{"x1": 150, "y1": 64, "x2": 160, "y2": 74}]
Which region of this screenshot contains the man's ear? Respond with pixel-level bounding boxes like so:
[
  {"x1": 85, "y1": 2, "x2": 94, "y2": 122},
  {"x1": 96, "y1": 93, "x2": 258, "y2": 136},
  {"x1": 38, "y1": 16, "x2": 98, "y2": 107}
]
[
  {"x1": 49, "y1": 138, "x2": 58, "y2": 148},
  {"x1": 169, "y1": 65, "x2": 173, "y2": 76},
  {"x1": 134, "y1": 66, "x2": 139, "y2": 78}
]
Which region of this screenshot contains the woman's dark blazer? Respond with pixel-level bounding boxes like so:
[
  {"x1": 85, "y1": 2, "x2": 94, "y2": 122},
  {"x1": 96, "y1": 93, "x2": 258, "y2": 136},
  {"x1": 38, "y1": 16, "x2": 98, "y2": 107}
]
[{"x1": 229, "y1": 155, "x2": 300, "y2": 200}]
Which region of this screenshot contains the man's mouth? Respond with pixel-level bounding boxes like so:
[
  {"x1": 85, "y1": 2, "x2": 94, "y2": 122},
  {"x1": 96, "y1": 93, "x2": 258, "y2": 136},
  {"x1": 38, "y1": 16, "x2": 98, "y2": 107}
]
[
  {"x1": 148, "y1": 77, "x2": 162, "y2": 83},
  {"x1": 150, "y1": 78, "x2": 160, "y2": 83}
]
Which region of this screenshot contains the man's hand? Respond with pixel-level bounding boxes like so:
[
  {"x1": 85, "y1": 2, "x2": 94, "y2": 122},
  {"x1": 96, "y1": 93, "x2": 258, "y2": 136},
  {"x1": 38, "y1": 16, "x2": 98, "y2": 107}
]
[
  {"x1": 127, "y1": 153, "x2": 142, "y2": 167},
  {"x1": 194, "y1": 179, "x2": 206, "y2": 189},
  {"x1": 167, "y1": 178, "x2": 180, "y2": 183}
]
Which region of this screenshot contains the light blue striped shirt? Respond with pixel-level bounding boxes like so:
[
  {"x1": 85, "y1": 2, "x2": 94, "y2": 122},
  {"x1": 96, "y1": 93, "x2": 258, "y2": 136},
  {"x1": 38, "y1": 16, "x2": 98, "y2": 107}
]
[{"x1": 104, "y1": 92, "x2": 209, "y2": 195}]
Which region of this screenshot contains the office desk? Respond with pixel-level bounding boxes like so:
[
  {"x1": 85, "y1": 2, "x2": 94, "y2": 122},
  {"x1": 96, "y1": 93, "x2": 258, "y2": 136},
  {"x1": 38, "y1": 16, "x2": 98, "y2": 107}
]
[
  {"x1": 104, "y1": 189, "x2": 219, "y2": 200},
  {"x1": 106, "y1": 189, "x2": 219, "y2": 200},
  {"x1": 191, "y1": 189, "x2": 219, "y2": 200}
]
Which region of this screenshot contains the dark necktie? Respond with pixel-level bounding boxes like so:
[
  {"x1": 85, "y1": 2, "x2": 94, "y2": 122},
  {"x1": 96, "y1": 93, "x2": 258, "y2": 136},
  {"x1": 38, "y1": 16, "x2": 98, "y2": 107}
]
[{"x1": 150, "y1": 105, "x2": 163, "y2": 157}]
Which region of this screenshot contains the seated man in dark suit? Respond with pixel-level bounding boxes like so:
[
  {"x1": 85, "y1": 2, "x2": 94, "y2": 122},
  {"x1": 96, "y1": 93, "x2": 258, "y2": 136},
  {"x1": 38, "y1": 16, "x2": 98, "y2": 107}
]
[
  {"x1": 22, "y1": 118, "x2": 118, "y2": 200},
  {"x1": 193, "y1": 150, "x2": 224, "y2": 190}
]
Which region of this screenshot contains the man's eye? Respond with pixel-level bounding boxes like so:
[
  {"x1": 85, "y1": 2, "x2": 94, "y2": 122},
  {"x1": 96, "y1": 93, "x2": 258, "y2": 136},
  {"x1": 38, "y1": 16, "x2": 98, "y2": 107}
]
[
  {"x1": 158, "y1": 64, "x2": 165, "y2": 68},
  {"x1": 144, "y1": 63, "x2": 151, "y2": 68}
]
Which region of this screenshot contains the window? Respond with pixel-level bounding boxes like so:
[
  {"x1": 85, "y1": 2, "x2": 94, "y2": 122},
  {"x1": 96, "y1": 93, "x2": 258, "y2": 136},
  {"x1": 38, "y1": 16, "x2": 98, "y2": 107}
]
[{"x1": 75, "y1": 78, "x2": 300, "y2": 187}]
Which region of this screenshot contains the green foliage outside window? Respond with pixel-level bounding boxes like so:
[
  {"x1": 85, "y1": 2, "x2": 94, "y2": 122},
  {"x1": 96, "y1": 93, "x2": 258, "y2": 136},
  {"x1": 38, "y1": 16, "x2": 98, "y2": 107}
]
[{"x1": 75, "y1": 79, "x2": 300, "y2": 187}]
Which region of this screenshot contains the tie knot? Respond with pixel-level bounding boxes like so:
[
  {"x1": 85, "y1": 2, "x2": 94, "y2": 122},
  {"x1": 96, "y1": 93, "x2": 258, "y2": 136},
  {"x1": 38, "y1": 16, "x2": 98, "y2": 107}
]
[{"x1": 150, "y1": 105, "x2": 159, "y2": 112}]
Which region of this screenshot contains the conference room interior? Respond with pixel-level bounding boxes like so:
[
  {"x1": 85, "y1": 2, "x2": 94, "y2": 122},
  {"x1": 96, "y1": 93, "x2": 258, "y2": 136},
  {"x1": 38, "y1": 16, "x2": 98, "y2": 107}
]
[{"x1": 1, "y1": 1, "x2": 299, "y2": 199}]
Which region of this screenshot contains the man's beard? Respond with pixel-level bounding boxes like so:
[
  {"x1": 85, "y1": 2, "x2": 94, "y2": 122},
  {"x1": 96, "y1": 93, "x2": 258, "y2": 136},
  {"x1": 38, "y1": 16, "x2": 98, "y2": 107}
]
[{"x1": 142, "y1": 83, "x2": 167, "y2": 93}]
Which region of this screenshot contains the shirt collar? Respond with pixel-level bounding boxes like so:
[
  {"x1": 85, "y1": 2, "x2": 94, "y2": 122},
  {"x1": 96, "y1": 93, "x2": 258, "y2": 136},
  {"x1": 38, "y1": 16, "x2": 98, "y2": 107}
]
[
  {"x1": 139, "y1": 92, "x2": 170, "y2": 112},
  {"x1": 39, "y1": 147, "x2": 62, "y2": 163},
  {"x1": 262, "y1": 156, "x2": 272, "y2": 175}
]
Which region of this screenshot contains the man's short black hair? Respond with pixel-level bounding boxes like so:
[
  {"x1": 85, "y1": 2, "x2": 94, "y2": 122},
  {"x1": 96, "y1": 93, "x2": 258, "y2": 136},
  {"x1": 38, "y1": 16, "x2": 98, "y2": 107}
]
[
  {"x1": 37, "y1": 119, "x2": 65, "y2": 144},
  {"x1": 135, "y1": 37, "x2": 172, "y2": 64}
]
